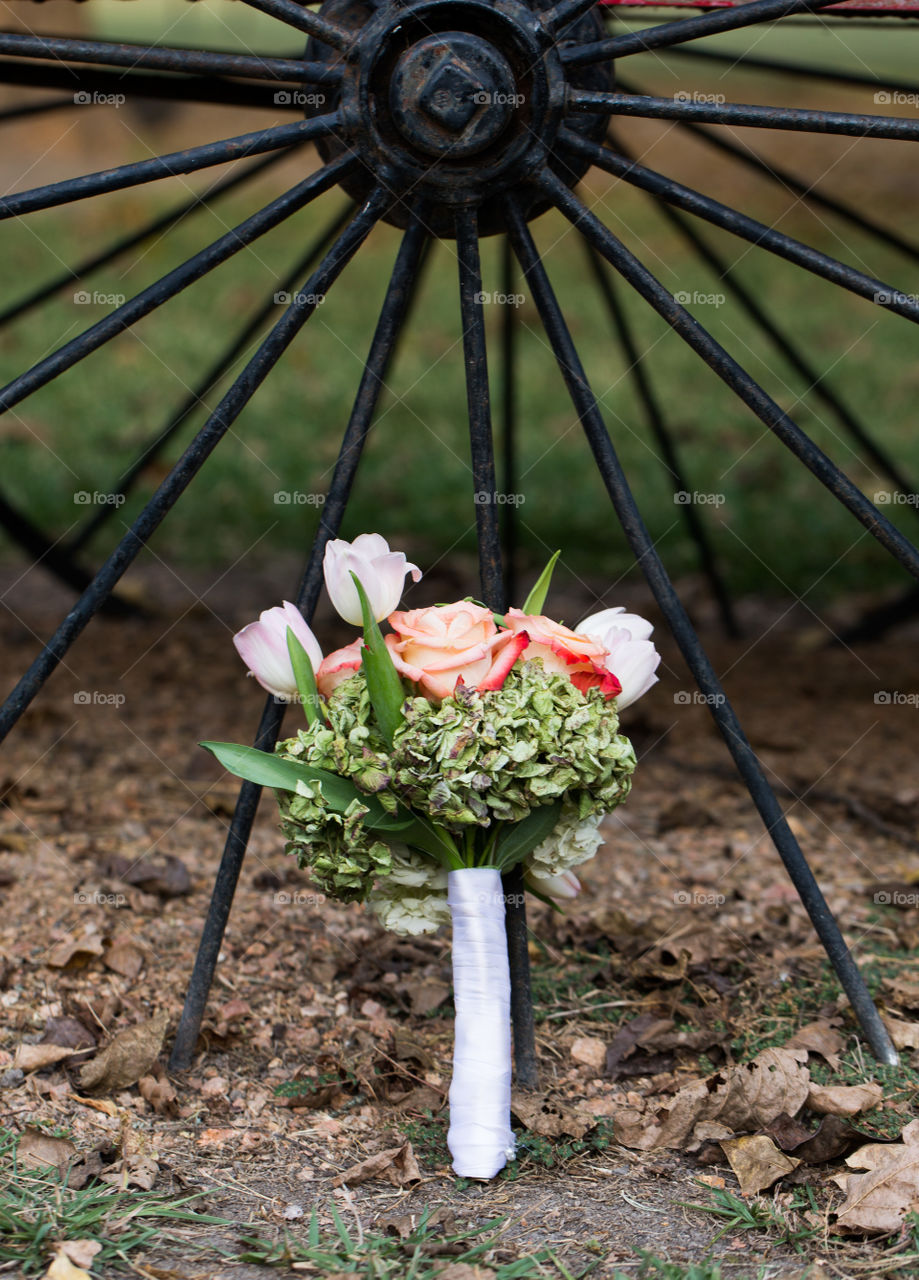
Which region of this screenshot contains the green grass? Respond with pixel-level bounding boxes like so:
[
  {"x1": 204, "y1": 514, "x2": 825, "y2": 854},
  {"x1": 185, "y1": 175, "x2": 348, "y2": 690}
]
[
  {"x1": 3, "y1": 18, "x2": 919, "y2": 598},
  {"x1": 687, "y1": 1184, "x2": 823, "y2": 1256},
  {"x1": 236, "y1": 1201, "x2": 595, "y2": 1277},
  {"x1": 0, "y1": 1128, "x2": 231, "y2": 1275},
  {"x1": 615, "y1": 1254, "x2": 729, "y2": 1280}
]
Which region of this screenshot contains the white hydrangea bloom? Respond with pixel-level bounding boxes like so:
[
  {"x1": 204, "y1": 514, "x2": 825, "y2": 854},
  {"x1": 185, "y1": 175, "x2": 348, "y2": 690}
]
[
  {"x1": 387, "y1": 844, "x2": 449, "y2": 890},
  {"x1": 368, "y1": 885, "x2": 451, "y2": 936},
  {"x1": 527, "y1": 810, "x2": 605, "y2": 875}
]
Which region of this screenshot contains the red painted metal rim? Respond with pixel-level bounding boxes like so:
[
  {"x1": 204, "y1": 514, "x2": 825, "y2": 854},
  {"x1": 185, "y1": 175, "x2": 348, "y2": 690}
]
[{"x1": 598, "y1": 1, "x2": 919, "y2": 17}]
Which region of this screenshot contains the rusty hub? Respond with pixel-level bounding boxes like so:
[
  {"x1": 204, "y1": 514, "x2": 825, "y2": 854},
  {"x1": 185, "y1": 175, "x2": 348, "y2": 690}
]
[{"x1": 305, "y1": 0, "x2": 614, "y2": 235}]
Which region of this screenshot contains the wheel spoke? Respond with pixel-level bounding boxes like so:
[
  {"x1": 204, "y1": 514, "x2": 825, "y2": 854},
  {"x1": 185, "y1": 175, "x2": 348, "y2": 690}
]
[
  {"x1": 558, "y1": 129, "x2": 919, "y2": 324},
  {"x1": 499, "y1": 237, "x2": 519, "y2": 606},
  {"x1": 562, "y1": 0, "x2": 849, "y2": 68},
  {"x1": 238, "y1": 0, "x2": 353, "y2": 53},
  {"x1": 0, "y1": 57, "x2": 306, "y2": 113},
  {"x1": 663, "y1": 45, "x2": 919, "y2": 99},
  {"x1": 582, "y1": 242, "x2": 739, "y2": 637},
  {"x1": 672, "y1": 118, "x2": 919, "y2": 266},
  {"x1": 640, "y1": 176, "x2": 919, "y2": 514},
  {"x1": 170, "y1": 210, "x2": 430, "y2": 1070},
  {"x1": 0, "y1": 143, "x2": 352, "y2": 419},
  {"x1": 456, "y1": 205, "x2": 538, "y2": 1091},
  {"x1": 537, "y1": 165, "x2": 919, "y2": 581},
  {"x1": 568, "y1": 90, "x2": 919, "y2": 142},
  {"x1": 0, "y1": 148, "x2": 293, "y2": 329},
  {"x1": 456, "y1": 207, "x2": 503, "y2": 610},
  {"x1": 0, "y1": 186, "x2": 390, "y2": 743},
  {"x1": 0, "y1": 116, "x2": 336, "y2": 219},
  {"x1": 0, "y1": 33, "x2": 341, "y2": 85},
  {"x1": 505, "y1": 191, "x2": 898, "y2": 1068},
  {"x1": 66, "y1": 203, "x2": 355, "y2": 554}
]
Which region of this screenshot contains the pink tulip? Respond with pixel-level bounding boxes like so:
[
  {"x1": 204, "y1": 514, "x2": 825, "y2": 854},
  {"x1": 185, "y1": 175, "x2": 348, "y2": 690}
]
[
  {"x1": 323, "y1": 533, "x2": 421, "y2": 625},
  {"x1": 233, "y1": 601, "x2": 322, "y2": 701},
  {"x1": 577, "y1": 606, "x2": 660, "y2": 709}
]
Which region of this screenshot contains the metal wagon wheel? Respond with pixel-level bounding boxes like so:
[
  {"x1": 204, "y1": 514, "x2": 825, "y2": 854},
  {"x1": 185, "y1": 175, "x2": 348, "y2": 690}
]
[{"x1": 1, "y1": 0, "x2": 917, "y2": 1079}]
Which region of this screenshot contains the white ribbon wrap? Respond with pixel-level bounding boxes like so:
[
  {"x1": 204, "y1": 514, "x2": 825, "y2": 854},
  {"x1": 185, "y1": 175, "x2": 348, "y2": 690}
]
[{"x1": 447, "y1": 867, "x2": 516, "y2": 1179}]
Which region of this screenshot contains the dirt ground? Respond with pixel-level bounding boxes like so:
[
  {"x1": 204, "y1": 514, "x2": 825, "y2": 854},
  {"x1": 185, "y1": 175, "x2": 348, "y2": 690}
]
[{"x1": 1, "y1": 556, "x2": 918, "y2": 1278}]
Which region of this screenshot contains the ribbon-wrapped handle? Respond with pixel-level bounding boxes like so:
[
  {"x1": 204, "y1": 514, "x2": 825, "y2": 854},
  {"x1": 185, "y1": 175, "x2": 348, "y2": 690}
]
[{"x1": 447, "y1": 867, "x2": 516, "y2": 1179}]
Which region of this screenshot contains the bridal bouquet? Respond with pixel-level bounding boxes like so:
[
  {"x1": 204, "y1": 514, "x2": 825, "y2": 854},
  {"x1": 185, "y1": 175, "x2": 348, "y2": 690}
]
[{"x1": 204, "y1": 534, "x2": 659, "y2": 1178}]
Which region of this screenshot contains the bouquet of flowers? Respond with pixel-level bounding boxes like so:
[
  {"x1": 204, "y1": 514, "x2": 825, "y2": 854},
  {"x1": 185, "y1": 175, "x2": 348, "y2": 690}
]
[{"x1": 204, "y1": 533, "x2": 659, "y2": 1179}]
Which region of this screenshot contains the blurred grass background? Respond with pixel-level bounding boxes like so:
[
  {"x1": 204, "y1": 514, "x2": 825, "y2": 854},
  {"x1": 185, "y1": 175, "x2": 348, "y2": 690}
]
[{"x1": 1, "y1": 2, "x2": 918, "y2": 601}]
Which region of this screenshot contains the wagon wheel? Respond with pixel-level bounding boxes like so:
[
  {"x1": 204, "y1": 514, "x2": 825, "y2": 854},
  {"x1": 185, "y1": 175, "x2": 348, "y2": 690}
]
[{"x1": 1, "y1": 0, "x2": 918, "y2": 1078}]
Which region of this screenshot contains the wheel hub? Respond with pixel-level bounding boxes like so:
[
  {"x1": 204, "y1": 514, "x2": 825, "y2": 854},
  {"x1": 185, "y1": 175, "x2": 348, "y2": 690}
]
[
  {"x1": 391, "y1": 33, "x2": 517, "y2": 158},
  {"x1": 306, "y1": 0, "x2": 613, "y2": 235}
]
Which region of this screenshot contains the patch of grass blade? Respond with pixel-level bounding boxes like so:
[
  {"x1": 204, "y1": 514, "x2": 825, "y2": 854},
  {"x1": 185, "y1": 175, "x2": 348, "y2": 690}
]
[
  {"x1": 616, "y1": 1253, "x2": 727, "y2": 1280},
  {"x1": 0, "y1": 1128, "x2": 231, "y2": 1275},
  {"x1": 687, "y1": 1184, "x2": 821, "y2": 1255},
  {"x1": 238, "y1": 1203, "x2": 591, "y2": 1277}
]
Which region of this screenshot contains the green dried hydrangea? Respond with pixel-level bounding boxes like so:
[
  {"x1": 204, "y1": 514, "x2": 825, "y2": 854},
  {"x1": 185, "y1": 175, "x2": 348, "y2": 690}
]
[
  {"x1": 274, "y1": 662, "x2": 636, "y2": 904},
  {"x1": 390, "y1": 661, "x2": 636, "y2": 827},
  {"x1": 275, "y1": 674, "x2": 394, "y2": 902},
  {"x1": 277, "y1": 780, "x2": 392, "y2": 903},
  {"x1": 279, "y1": 674, "x2": 394, "y2": 800}
]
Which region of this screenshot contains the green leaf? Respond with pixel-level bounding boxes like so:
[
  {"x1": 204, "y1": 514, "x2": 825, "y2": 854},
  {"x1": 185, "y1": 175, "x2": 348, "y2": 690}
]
[
  {"x1": 492, "y1": 800, "x2": 563, "y2": 870},
  {"x1": 200, "y1": 741, "x2": 418, "y2": 837},
  {"x1": 286, "y1": 626, "x2": 322, "y2": 728},
  {"x1": 351, "y1": 572, "x2": 406, "y2": 747},
  {"x1": 521, "y1": 549, "x2": 561, "y2": 616},
  {"x1": 201, "y1": 741, "x2": 374, "y2": 816}
]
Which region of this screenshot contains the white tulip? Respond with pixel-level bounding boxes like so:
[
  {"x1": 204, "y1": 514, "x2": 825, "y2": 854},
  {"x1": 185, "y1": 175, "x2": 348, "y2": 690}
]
[
  {"x1": 323, "y1": 533, "x2": 421, "y2": 625},
  {"x1": 232, "y1": 601, "x2": 322, "y2": 701},
  {"x1": 577, "y1": 607, "x2": 660, "y2": 709}
]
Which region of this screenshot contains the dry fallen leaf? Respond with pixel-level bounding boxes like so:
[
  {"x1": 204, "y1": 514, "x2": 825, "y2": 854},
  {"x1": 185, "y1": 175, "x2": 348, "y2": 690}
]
[
  {"x1": 41, "y1": 1252, "x2": 90, "y2": 1280},
  {"x1": 435, "y1": 1266, "x2": 496, "y2": 1280},
  {"x1": 720, "y1": 1134, "x2": 801, "y2": 1195},
  {"x1": 807, "y1": 1082, "x2": 884, "y2": 1118},
  {"x1": 101, "y1": 853, "x2": 191, "y2": 897},
  {"x1": 613, "y1": 1047, "x2": 810, "y2": 1151},
  {"x1": 511, "y1": 1091, "x2": 590, "y2": 1140},
  {"x1": 834, "y1": 1118, "x2": 919, "y2": 1233},
  {"x1": 102, "y1": 937, "x2": 145, "y2": 980},
  {"x1": 765, "y1": 1112, "x2": 892, "y2": 1165},
  {"x1": 787, "y1": 1019, "x2": 845, "y2": 1071},
  {"x1": 710, "y1": 1048, "x2": 811, "y2": 1131},
  {"x1": 52, "y1": 1242, "x2": 101, "y2": 1270},
  {"x1": 334, "y1": 1142, "x2": 422, "y2": 1188},
  {"x1": 79, "y1": 1010, "x2": 169, "y2": 1094},
  {"x1": 18, "y1": 1129, "x2": 76, "y2": 1174},
  {"x1": 882, "y1": 976, "x2": 919, "y2": 1010},
  {"x1": 45, "y1": 933, "x2": 105, "y2": 970},
  {"x1": 99, "y1": 1151, "x2": 158, "y2": 1190},
  {"x1": 400, "y1": 978, "x2": 450, "y2": 1016},
  {"x1": 14, "y1": 1043, "x2": 75, "y2": 1073},
  {"x1": 138, "y1": 1073, "x2": 178, "y2": 1115},
  {"x1": 377, "y1": 1207, "x2": 455, "y2": 1240},
  {"x1": 883, "y1": 1015, "x2": 919, "y2": 1051},
  {"x1": 570, "y1": 1036, "x2": 607, "y2": 1073},
  {"x1": 40, "y1": 1017, "x2": 96, "y2": 1054}
]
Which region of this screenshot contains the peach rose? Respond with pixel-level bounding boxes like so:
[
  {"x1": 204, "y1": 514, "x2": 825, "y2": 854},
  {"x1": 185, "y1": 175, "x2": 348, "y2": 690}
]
[
  {"x1": 386, "y1": 602, "x2": 525, "y2": 701},
  {"x1": 316, "y1": 638, "x2": 363, "y2": 698},
  {"x1": 504, "y1": 608, "x2": 621, "y2": 700}
]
